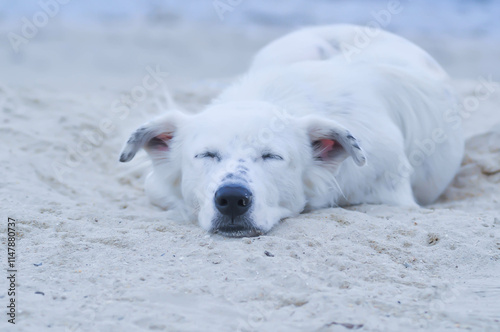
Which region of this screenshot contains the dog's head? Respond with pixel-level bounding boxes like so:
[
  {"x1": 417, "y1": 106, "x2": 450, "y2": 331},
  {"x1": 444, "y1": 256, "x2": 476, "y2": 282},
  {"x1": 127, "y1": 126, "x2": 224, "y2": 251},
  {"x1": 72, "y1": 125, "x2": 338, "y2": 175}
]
[{"x1": 120, "y1": 101, "x2": 366, "y2": 237}]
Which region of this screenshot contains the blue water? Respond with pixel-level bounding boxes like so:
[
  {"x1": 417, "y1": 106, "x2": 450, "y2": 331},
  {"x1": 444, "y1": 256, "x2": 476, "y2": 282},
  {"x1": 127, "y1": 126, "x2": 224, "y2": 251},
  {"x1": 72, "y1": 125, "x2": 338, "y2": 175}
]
[{"x1": 1, "y1": 0, "x2": 499, "y2": 39}]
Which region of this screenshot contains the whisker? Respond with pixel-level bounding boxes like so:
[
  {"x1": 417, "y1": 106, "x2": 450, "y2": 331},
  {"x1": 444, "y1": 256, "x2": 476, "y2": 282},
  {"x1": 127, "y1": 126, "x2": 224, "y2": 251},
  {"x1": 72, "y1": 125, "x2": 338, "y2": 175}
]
[{"x1": 329, "y1": 174, "x2": 347, "y2": 202}]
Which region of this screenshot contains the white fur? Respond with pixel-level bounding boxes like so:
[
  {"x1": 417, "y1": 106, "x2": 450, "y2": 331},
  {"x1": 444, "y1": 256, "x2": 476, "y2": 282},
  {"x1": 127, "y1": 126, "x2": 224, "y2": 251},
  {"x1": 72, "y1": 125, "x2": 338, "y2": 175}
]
[{"x1": 120, "y1": 24, "x2": 464, "y2": 236}]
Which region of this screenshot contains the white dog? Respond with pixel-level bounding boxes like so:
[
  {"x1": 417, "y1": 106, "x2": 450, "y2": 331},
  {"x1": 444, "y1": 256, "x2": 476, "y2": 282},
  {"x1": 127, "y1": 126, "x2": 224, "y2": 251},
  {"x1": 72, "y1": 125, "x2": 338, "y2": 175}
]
[{"x1": 120, "y1": 25, "x2": 464, "y2": 237}]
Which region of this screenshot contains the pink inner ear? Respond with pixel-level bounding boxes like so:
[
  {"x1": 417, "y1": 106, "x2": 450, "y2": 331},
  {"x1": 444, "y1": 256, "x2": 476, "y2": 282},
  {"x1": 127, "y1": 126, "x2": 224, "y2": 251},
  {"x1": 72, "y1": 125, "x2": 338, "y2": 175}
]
[
  {"x1": 154, "y1": 134, "x2": 173, "y2": 151},
  {"x1": 319, "y1": 139, "x2": 335, "y2": 159},
  {"x1": 157, "y1": 134, "x2": 172, "y2": 141}
]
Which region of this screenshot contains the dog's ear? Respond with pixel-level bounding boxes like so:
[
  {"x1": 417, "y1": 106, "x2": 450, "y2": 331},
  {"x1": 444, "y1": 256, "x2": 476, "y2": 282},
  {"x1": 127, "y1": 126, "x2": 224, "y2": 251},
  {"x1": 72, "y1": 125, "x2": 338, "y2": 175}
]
[
  {"x1": 119, "y1": 111, "x2": 189, "y2": 162},
  {"x1": 300, "y1": 115, "x2": 367, "y2": 166}
]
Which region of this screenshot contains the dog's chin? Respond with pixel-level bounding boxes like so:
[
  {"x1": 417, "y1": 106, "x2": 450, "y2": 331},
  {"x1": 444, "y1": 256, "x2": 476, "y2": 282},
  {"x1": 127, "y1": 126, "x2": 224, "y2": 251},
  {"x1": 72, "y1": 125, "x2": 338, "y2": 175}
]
[{"x1": 210, "y1": 215, "x2": 264, "y2": 238}]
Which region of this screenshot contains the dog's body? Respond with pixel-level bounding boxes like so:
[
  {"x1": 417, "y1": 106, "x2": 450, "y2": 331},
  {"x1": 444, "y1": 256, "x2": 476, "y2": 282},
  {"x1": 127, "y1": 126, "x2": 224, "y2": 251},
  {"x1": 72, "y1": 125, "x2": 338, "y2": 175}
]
[{"x1": 120, "y1": 25, "x2": 464, "y2": 237}]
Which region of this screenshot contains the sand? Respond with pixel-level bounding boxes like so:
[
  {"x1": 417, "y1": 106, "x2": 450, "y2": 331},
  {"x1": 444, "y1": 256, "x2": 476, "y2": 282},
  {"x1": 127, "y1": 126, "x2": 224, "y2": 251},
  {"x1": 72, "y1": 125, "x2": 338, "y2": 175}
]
[{"x1": 1, "y1": 13, "x2": 500, "y2": 332}]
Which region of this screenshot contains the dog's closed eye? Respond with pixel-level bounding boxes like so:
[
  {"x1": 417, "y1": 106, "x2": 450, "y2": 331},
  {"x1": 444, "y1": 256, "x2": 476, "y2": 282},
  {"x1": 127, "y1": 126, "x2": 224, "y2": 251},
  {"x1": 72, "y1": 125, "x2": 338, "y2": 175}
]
[
  {"x1": 195, "y1": 151, "x2": 221, "y2": 162},
  {"x1": 262, "y1": 153, "x2": 283, "y2": 161}
]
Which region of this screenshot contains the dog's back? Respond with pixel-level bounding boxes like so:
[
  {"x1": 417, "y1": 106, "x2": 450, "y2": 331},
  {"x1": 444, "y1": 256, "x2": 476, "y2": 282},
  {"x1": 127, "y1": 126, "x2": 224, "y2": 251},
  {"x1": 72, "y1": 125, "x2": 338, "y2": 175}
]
[{"x1": 250, "y1": 24, "x2": 449, "y2": 81}]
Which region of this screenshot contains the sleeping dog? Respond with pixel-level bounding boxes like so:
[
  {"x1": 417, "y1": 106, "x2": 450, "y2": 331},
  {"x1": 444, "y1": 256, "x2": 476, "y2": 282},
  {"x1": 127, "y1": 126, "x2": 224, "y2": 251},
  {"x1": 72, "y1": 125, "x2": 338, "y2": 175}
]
[{"x1": 120, "y1": 24, "x2": 464, "y2": 237}]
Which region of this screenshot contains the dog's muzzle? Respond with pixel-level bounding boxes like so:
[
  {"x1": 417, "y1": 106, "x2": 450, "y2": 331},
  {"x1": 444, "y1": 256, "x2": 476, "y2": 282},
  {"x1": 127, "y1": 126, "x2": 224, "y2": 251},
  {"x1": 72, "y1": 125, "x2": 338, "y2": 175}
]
[{"x1": 212, "y1": 185, "x2": 262, "y2": 237}]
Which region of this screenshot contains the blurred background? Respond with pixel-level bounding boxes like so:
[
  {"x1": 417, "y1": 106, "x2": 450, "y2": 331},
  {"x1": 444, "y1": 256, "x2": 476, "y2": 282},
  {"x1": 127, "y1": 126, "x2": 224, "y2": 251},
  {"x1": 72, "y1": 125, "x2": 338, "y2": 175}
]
[{"x1": 1, "y1": 0, "x2": 499, "y2": 91}]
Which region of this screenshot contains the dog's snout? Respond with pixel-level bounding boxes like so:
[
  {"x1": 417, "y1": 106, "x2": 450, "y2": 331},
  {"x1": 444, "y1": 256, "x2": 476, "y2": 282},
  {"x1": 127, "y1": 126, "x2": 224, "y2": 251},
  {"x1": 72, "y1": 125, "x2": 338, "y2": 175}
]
[{"x1": 214, "y1": 185, "x2": 252, "y2": 217}]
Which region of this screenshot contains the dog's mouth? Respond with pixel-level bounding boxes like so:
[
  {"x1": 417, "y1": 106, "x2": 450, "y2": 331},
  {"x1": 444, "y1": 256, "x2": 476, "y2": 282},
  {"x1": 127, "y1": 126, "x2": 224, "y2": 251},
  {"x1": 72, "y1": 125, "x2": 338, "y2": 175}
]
[
  {"x1": 212, "y1": 225, "x2": 264, "y2": 238},
  {"x1": 211, "y1": 215, "x2": 264, "y2": 238}
]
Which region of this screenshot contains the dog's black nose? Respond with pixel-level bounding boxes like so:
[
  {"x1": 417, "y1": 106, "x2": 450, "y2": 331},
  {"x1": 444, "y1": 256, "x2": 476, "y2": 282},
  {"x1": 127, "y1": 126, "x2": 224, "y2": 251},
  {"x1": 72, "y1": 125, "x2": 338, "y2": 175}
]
[{"x1": 214, "y1": 185, "x2": 252, "y2": 217}]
